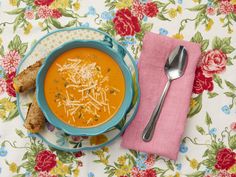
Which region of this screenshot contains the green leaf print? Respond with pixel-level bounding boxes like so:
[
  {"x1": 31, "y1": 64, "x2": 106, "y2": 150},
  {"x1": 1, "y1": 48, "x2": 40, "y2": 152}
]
[
  {"x1": 207, "y1": 92, "x2": 218, "y2": 98},
  {"x1": 225, "y1": 80, "x2": 236, "y2": 91},
  {"x1": 191, "y1": 32, "x2": 203, "y2": 43},
  {"x1": 229, "y1": 135, "x2": 236, "y2": 150},
  {"x1": 186, "y1": 171, "x2": 205, "y2": 177},
  {"x1": 188, "y1": 94, "x2": 202, "y2": 118},
  {"x1": 187, "y1": 5, "x2": 206, "y2": 11},
  {"x1": 224, "y1": 92, "x2": 236, "y2": 98},
  {"x1": 196, "y1": 126, "x2": 205, "y2": 135},
  {"x1": 205, "y1": 112, "x2": 212, "y2": 126},
  {"x1": 212, "y1": 37, "x2": 222, "y2": 50},
  {"x1": 6, "y1": 8, "x2": 25, "y2": 15},
  {"x1": 213, "y1": 74, "x2": 223, "y2": 89}
]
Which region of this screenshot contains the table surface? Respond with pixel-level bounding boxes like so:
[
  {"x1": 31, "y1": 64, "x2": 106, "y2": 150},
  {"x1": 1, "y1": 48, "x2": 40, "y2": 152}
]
[{"x1": 0, "y1": 0, "x2": 236, "y2": 177}]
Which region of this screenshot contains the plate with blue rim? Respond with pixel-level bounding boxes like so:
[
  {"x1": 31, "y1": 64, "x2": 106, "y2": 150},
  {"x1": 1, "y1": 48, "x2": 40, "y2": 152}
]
[{"x1": 17, "y1": 27, "x2": 140, "y2": 151}]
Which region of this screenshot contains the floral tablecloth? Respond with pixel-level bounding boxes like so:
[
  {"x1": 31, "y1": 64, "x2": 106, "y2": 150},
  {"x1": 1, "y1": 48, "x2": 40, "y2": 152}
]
[{"x1": 0, "y1": 0, "x2": 236, "y2": 177}]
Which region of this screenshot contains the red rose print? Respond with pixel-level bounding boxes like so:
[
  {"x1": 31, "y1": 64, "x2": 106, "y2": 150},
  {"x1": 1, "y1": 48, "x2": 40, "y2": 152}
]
[
  {"x1": 200, "y1": 49, "x2": 227, "y2": 77},
  {"x1": 50, "y1": 9, "x2": 62, "y2": 18},
  {"x1": 192, "y1": 67, "x2": 213, "y2": 94},
  {"x1": 34, "y1": 0, "x2": 54, "y2": 6},
  {"x1": 143, "y1": 169, "x2": 157, "y2": 177},
  {"x1": 144, "y1": 2, "x2": 159, "y2": 17},
  {"x1": 113, "y1": 9, "x2": 141, "y2": 36},
  {"x1": 5, "y1": 71, "x2": 16, "y2": 97},
  {"x1": 234, "y1": 5, "x2": 236, "y2": 13},
  {"x1": 131, "y1": 167, "x2": 145, "y2": 177},
  {"x1": 231, "y1": 174, "x2": 236, "y2": 177},
  {"x1": 219, "y1": 1, "x2": 234, "y2": 14},
  {"x1": 34, "y1": 150, "x2": 57, "y2": 172},
  {"x1": 74, "y1": 151, "x2": 83, "y2": 158},
  {"x1": 132, "y1": 1, "x2": 145, "y2": 20},
  {"x1": 217, "y1": 170, "x2": 232, "y2": 177},
  {"x1": 215, "y1": 148, "x2": 236, "y2": 170}
]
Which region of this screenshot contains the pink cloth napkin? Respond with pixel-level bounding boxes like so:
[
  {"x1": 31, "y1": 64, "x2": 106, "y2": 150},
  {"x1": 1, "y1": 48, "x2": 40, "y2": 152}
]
[{"x1": 121, "y1": 32, "x2": 201, "y2": 160}]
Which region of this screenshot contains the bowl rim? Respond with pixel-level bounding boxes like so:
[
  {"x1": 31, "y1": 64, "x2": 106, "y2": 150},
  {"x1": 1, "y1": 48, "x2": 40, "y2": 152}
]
[{"x1": 36, "y1": 39, "x2": 133, "y2": 136}]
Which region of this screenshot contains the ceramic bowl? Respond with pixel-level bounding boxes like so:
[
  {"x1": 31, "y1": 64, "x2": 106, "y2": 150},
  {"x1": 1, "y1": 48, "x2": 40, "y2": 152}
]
[{"x1": 36, "y1": 40, "x2": 133, "y2": 136}]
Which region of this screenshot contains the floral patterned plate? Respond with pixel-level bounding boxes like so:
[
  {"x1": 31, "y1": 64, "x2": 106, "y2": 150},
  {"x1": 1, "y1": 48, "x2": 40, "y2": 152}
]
[{"x1": 16, "y1": 27, "x2": 140, "y2": 152}]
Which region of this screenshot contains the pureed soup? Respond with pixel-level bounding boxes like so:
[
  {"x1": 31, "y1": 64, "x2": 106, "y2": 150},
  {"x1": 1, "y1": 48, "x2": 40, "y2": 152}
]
[{"x1": 44, "y1": 48, "x2": 125, "y2": 128}]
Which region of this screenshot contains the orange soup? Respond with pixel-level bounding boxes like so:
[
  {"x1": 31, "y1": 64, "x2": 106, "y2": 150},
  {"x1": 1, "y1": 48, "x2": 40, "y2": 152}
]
[{"x1": 44, "y1": 48, "x2": 125, "y2": 128}]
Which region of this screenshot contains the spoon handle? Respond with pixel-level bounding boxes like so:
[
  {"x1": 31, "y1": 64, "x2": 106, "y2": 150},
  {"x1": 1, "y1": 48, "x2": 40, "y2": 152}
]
[{"x1": 142, "y1": 79, "x2": 171, "y2": 142}]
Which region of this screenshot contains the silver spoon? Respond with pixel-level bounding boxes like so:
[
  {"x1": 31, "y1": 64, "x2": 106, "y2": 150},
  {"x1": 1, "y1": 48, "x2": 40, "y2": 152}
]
[{"x1": 142, "y1": 46, "x2": 188, "y2": 142}]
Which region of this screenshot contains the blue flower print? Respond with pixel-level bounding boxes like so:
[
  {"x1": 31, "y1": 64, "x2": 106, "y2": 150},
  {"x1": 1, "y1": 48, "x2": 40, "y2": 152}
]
[
  {"x1": 101, "y1": 11, "x2": 113, "y2": 21},
  {"x1": 136, "y1": 158, "x2": 147, "y2": 170},
  {"x1": 0, "y1": 146, "x2": 7, "y2": 157},
  {"x1": 137, "y1": 152, "x2": 148, "y2": 161},
  {"x1": 88, "y1": 172, "x2": 95, "y2": 177},
  {"x1": 179, "y1": 143, "x2": 188, "y2": 153},
  {"x1": 221, "y1": 105, "x2": 230, "y2": 115},
  {"x1": 176, "y1": 163, "x2": 182, "y2": 171},
  {"x1": 178, "y1": 0, "x2": 183, "y2": 4},
  {"x1": 205, "y1": 168, "x2": 212, "y2": 174},
  {"x1": 55, "y1": 131, "x2": 68, "y2": 146},
  {"x1": 159, "y1": 28, "x2": 168, "y2": 35},
  {"x1": 25, "y1": 171, "x2": 31, "y2": 177},
  {"x1": 143, "y1": 16, "x2": 148, "y2": 22},
  {"x1": 0, "y1": 66, "x2": 5, "y2": 78},
  {"x1": 80, "y1": 22, "x2": 90, "y2": 28},
  {"x1": 209, "y1": 128, "x2": 217, "y2": 135},
  {"x1": 87, "y1": 6, "x2": 96, "y2": 16}
]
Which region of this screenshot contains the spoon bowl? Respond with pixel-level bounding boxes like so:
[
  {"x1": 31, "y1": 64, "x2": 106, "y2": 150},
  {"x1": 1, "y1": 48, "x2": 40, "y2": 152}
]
[{"x1": 142, "y1": 45, "x2": 188, "y2": 142}]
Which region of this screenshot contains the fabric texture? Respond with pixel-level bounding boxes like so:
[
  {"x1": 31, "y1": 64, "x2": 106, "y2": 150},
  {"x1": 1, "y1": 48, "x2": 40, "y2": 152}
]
[{"x1": 122, "y1": 32, "x2": 201, "y2": 160}]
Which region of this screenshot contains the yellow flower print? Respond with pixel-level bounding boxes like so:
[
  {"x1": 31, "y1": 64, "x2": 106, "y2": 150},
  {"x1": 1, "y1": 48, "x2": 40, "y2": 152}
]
[
  {"x1": 24, "y1": 23, "x2": 32, "y2": 35},
  {"x1": 9, "y1": 0, "x2": 17, "y2": 6},
  {"x1": 231, "y1": 0, "x2": 236, "y2": 5},
  {"x1": 176, "y1": 6, "x2": 182, "y2": 14},
  {"x1": 190, "y1": 158, "x2": 198, "y2": 169},
  {"x1": 38, "y1": 22, "x2": 44, "y2": 28},
  {"x1": 73, "y1": 168, "x2": 80, "y2": 177},
  {"x1": 229, "y1": 164, "x2": 236, "y2": 173},
  {"x1": 115, "y1": 0, "x2": 133, "y2": 9},
  {"x1": 90, "y1": 134, "x2": 108, "y2": 145},
  {"x1": 192, "y1": 0, "x2": 201, "y2": 2},
  {"x1": 168, "y1": 8, "x2": 177, "y2": 18},
  {"x1": 9, "y1": 162, "x2": 17, "y2": 173},
  {"x1": 0, "y1": 98, "x2": 16, "y2": 112},
  {"x1": 50, "y1": 0, "x2": 70, "y2": 9},
  {"x1": 114, "y1": 165, "x2": 131, "y2": 177},
  {"x1": 50, "y1": 160, "x2": 69, "y2": 176},
  {"x1": 205, "y1": 19, "x2": 214, "y2": 31},
  {"x1": 102, "y1": 146, "x2": 109, "y2": 152},
  {"x1": 174, "y1": 172, "x2": 180, "y2": 177},
  {"x1": 228, "y1": 27, "x2": 233, "y2": 34},
  {"x1": 73, "y1": 1, "x2": 80, "y2": 11},
  {"x1": 0, "y1": 109, "x2": 6, "y2": 119},
  {"x1": 190, "y1": 98, "x2": 197, "y2": 109},
  {"x1": 220, "y1": 18, "x2": 224, "y2": 23},
  {"x1": 172, "y1": 33, "x2": 184, "y2": 40},
  {"x1": 117, "y1": 155, "x2": 126, "y2": 165}
]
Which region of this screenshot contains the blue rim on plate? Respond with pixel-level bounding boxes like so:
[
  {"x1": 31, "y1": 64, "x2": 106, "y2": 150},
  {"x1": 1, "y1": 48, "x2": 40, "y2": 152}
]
[
  {"x1": 16, "y1": 27, "x2": 140, "y2": 152},
  {"x1": 36, "y1": 40, "x2": 133, "y2": 136}
]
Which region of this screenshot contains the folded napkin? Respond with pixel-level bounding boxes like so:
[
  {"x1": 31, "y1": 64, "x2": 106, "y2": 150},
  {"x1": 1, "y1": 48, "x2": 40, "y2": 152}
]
[{"x1": 121, "y1": 32, "x2": 201, "y2": 160}]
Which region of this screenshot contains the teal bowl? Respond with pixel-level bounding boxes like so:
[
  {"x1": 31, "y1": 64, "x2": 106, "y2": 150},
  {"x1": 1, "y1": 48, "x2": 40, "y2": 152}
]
[{"x1": 36, "y1": 40, "x2": 133, "y2": 136}]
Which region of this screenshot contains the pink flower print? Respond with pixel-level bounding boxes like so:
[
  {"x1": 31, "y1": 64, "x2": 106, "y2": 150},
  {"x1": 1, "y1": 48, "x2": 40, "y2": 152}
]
[
  {"x1": 219, "y1": 1, "x2": 234, "y2": 15},
  {"x1": 230, "y1": 122, "x2": 236, "y2": 131},
  {"x1": 24, "y1": 10, "x2": 35, "y2": 20},
  {"x1": 145, "y1": 154, "x2": 156, "y2": 168},
  {"x1": 1, "y1": 50, "x2": 21, "y2": 74},
  {"x1": 206, "y1": 6, "x2": 216, "y2": 15},
  {"x1": 37, "y1": 5, "x2": 52, "y2": 19},
  {"x1": 38, "y1": 171, "x2": 57, "y2": 177},
  {"x1": 0, "y1": 78, "x2": 6, "y2": 95},
  {"x1": 132, "y1": 0, "x2": 145, "y2": 20},
  {"x1": 217, "y1": 170, "x2": 231, "y2": 177}
]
